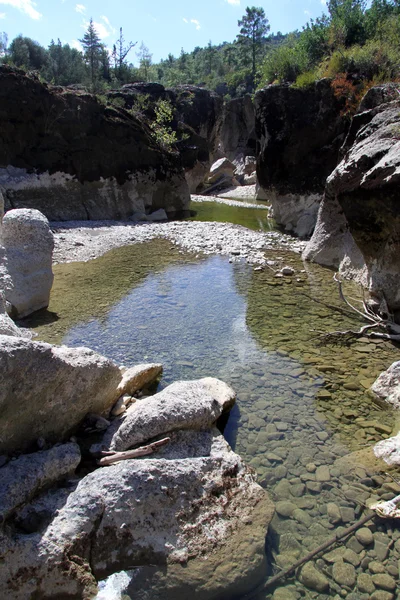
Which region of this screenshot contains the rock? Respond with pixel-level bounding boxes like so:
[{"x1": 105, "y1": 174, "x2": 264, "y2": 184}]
[
  {"x1": 357, "y1": 573, "x2": 376, "y2": 594},
  {"x1": 0, "y1": 429, "x2": 274, "y2": 600},
  {"x1": 114, "y1": 363, "x2": 163, "y2": 399},
  {"x1": 275, "y1": 501, "x2": 297, "y2": 517},
  {"x1": 299, "y1": 561, "x2": 330, "y2": 593},
  {"x1": 371, "y1": 574, "x2": 396, "y2": 592},
  {"x1": 327, "y1": 502, "x2": 342, "y2": 523},
  {"x1": 374, "y1": 431, "x2": 400, "y2": 465},
  {"x1": 372, "y1": 361, "x2": 400, "y2": 410},
  {"x1": 255, "y1": 79, "x2": 346, "y2": 238},
  {"x1": 0, "y1": 443, "x2": 80, "y2": 521},
  {"x1": 2, "y1": 209, "x2": 54, "y2": 317},
  {"x1": 356, "y1": 527, "x2": 374, "y2": 546},
  {"x1": 343, "y1": 548, "x2": 361, "y2": 567},
  {"x1": 207, "y1": 157, "x2": 236, "y2": 185},
  {"x1": 280, "y1": 266, "x2": 295, "y2": 276},
  {"x1": 219, "y1": 96, "x2": 255, "y2": 168},
  {"x1": 315, "y1": 465, "x2": 331, "y2": 482},
  {"x1": 368, "y1": 561, "x2": 386, "y2": 574},
  {"x1": 243, "y1": 172, "x2": 257, "y2": 185},
  {"x1": 304, "y1": 84, "x2": 400, "y2": 313},
  {"x1": 332, "y1": 560, "x2": 357, "y2": 587},
  {"x1": 0, "y1": 335, "x2": 122, "y2": 453},
  {"x1": 370, "y1": 592, "x2": 394, "y2": 600},
  {"x1": 147, "y1": 209, "x2": 168, "y2": 222},
  {"x1": 96, "y1": 377, "x2": 236, "y2": 452},
  {"x1": 0, "y1": 66, "x2": 190, "y2": 221}
]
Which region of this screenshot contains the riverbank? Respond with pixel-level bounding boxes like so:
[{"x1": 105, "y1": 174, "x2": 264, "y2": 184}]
[{"x1": 52, "y1": 218, "x2": 306, "y2": 265}]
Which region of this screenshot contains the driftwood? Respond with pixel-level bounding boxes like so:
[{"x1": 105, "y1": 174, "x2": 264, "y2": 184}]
[
  {"x1": 320, "y1": 274, "x2": 400, "y2": 342},
  {"x1": 244, "y1": 510, "x2": 375, "y2": 599},
  {"x1": 98, "y1": 437, "x2": 170, "y2": 466}
]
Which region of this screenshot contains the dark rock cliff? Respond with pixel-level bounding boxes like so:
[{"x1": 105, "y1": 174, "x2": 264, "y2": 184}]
[
  {"x1": 254, "y1": 79, "x2": 346, "y2": 237},
  {"x1": 219, "y1": 95, "x2": 256, "y2": 170},
  {"x1": 109, "y1": 83, "x2": 223, "y2": 193},
  {"x1": 0, "y1": 66, "x2": 189, "y2": 220},
  {"x1": 304, "y1": 83, "x2": 400, "y2": 313}
]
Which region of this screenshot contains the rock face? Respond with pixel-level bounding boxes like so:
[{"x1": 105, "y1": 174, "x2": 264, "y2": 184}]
[
  {"x1": 0, "y1": 429, "x2": 274, "y2": 600},
  {"x1": 219, "y1": 95, "x2": 256, "y2": 173},
  {"x1": 254, "y1": 79, "x2": 346, "y2": 237},
  {"x1": 0, "y1": 335, "x2": 122, "y2": 453},
  {"x1": 0, "y1": 66, "x2": 189, "y2": 220},
  {"x1": 109, "y1": 83, "x2": 223, "y2": 193},
  {"x1": 304, "y1": 84, "x2": 400, "y2": 312},
  {"x1": 2, "y1": 209, "x2": 54, "y2": 317}
]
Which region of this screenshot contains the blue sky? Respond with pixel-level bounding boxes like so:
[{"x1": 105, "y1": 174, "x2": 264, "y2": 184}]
[{"x1": 0, "y1": 0, "x2": 329, "y2": 63}]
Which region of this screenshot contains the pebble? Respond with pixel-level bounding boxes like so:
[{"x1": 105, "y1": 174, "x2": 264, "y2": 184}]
[
  {"x1": 315, "y1": 465, "x2": 331, "y2": 482},
  {"x1": 276, "y1": 501, "x2": 297, "y2": 518},
  {"x1": 332, "y1": 560, "x2": 357, "y2": 587},
  {"x1": 371, "y1": 574, "x2": 397, "y2": 592},
  {"x1": 357, "y1": 572, "x2": 375, "y2": 594},
  {"x1": 343, "y1": 548, "x2": 361, "y2": 567},
  {"x1": 368, "y1": 561, "x2": 386, "y2": 574},
  {"x1": 370, "y1": 592, "x2": 394, "y2": 600},
  {"x1": 299, "y1": 562, "x2": 330, "y2": 593},
  {"x1": 356, "y1": 527, "x2": 374, "y2": 546}
]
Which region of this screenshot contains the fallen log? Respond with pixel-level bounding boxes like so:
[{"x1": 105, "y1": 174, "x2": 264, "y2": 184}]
[{"x1": 98, "y1": 437, "x2": 170, "y2": 466}]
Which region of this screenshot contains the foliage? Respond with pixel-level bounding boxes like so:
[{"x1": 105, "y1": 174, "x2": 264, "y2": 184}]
[
  {"x1": 79, "y1": 18, "x2": 104, "y2": 89},
  {"x1": 258, "y1": 34, "x2": 307, "y2": 84},
  {"x1": 8, "y1": 35, "x2": 48, "y2": 70},
  {"x1": 237, "y1": 6, "x2": 270, "y2": 88},
  {"x1": 294, "y1": 69, "x2": 320, "y2": 88},
  {"x1": 149, "y1": 99, "x2": 178, "y2": 151},
  {"x1": 136, "y1": 42, "x2": 153, "y2": 82},
  {"x1": 330, "y1": 72, "x2": 367, "y2": 116}
]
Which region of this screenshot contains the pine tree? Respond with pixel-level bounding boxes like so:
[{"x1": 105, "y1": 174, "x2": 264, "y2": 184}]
[
  {"x1": 237, "y1": 6, "x2": 270, "y2": 88},
  {"x1": 79, "y1": 18, "x2": 103, "y2": 87},
  {"x1": 112, "y1": 28, "x2": 136, "y2": 82}
]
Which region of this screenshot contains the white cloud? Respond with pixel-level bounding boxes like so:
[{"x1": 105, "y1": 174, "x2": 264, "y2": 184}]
[
  {"x1": 304, "y1": 9, "x2": 311, "y2": 15},
  {"x1": 321, "y1": 0, "x2": 327, "y2": 4},
  {"x1": 191, "y1": 18, "x2": 201, "y2": 30},
  {"x1": 70, "y1": 39, "x2": 82, "y2": 51},
  {"x1": 225, "y1": 0, "x2": 240, "y2": 5},
  {"x1": 82, "y1": 18, "x2": 113, "y2": 40},
  {"x1": 75, "y1": 3, "x2": 85, "y2": 14},
  {"x1": 183, "y1": 17, "x2": 188, "y2": 23},
  {"x1": 0, "y1": 12, "x2": 5, "y2": 17},
  {"x1": 101, "y1": 15, "x2": 116, "y2": 34},
  {"x1": 0, "y1": 0, "x2": 41, "y2": 20}
]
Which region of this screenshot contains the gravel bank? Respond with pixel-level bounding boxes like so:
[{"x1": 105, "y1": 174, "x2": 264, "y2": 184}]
[
  {"x1": 192, "y1": 192, "x2": 268, "y2": 209},
  {"x1": 52, "y1": 219, "x2": 306, "y2": 265}
]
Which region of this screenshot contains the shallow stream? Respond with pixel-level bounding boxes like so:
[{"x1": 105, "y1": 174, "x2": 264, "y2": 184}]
[{"x1": 26, "y1": 232, "x2": 400, "y2": 599}]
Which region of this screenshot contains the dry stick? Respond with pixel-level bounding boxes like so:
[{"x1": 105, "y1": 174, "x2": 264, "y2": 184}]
[
  {"x1": 244, "y1": 510, "x2": 375, "y2": 599},
  {"x1": 98, "y1": 437, "x2": 170, "y2": 466}
]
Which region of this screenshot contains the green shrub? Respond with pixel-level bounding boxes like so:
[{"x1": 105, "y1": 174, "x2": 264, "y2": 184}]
[
  {"x1": 293, "y1": 69, "x2": 320, "y2": 88},
  {"x1": 258, "y1": 37, "x2": 308, "y2": 85}
]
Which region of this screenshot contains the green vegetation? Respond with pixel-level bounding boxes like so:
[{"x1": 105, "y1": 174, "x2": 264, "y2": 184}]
[{"x1": 1, "y1": 1, "x2": 400, "y2": 106}]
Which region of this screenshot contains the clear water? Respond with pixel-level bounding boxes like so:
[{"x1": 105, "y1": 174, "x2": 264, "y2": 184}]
[
  {"x1": 189, "y1": 200, "x2": 273, "y2": 231},
  {"x1": 27, "y1": 239, "x2": 400, "y2": 599}
]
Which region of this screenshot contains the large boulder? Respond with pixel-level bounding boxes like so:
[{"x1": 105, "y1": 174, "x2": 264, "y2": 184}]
[
  {"x1": 371, "y1": 360, "x2": 400, "y2": 409},
  {"x1": 2, "y1": 208, "x2": 54, "y2": 318},
  {"x1": 94, "y1": 377, "x2": 236, "y2": 453},
  {"x1": 254, "y1": 79, "x2": 346, "y2": 237},
  {"x1": 304, "y1": 84, "x2": 400, "y2": 312},
  {"x1": 0, "y1": 66, "x2": 189, "y2": 220},
  {"x1": 0, "y1": 335, "x2": 122, "y2": 453},
  {"x1": 0, "y1": 429, "x2": 274, "y2": 600}
]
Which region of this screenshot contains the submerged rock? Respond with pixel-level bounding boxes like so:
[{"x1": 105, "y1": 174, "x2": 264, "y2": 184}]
[
  {"x1": 0, "y1": 335, "x2": 122, "y2": 453},
  {"x1": 2, "y1": 208, "x2": 54, "y2": 318}
]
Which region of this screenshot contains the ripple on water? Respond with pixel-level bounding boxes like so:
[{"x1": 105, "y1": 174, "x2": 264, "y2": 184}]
[{"x1": 25, "y1": 241, "x2": 400, "y2": 600}]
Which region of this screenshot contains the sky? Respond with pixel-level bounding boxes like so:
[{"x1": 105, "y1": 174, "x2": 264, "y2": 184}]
[{"x1": 0, "y1": 0, "x2": 330, "y2": 64}]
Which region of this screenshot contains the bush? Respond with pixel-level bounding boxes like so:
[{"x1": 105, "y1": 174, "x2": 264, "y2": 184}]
[
  {"x1": 293, "y1": 69, "x2": 320, "y2": 88},
  {"x1": 258, "y1": 37, "x2": 308, "y2": 85}
]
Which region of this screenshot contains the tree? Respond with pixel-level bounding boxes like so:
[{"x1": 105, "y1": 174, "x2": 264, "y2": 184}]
[
  {"x1": 327, "y1": 0, "x2": 367, "y2": 47},
  {"x1": 0, "y1": 32, "x2": 8, "y2": 60},
  {"x1": 8, "y1": 35, "x2": 48, "y2": 70},
  {"x1": 79, "y1": 18, "x2": 103, "y2": 87},
  {"x1": 237, "y1": 6, "x2": 270, "y2": 88},
  {"x1": 136, "y1": 42, "x2": 152, "y2": 82},
  {"x1": 112, "y1": 28, "x2": 136, "y2": 82}
]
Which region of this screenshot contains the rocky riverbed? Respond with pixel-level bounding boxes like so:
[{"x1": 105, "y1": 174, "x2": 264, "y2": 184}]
[{"x1": 52, "y1": 215, "x2": 306, "y2": 265}]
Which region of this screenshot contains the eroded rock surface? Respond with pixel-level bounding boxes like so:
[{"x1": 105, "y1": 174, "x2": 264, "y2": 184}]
[
  {"x1": 0, "y1": 66, "x2": 189, "y2": 220},
  {"x1": 0, "y1": 430, "x2": 273, "y2": 600},
  {"x1": 0, "y1": 335, "x2": 122, "y2": 453},
  {"x1": 371, "y1": 360, "x2": 400, "y2": 409},
  {"x1": 304, "y1": 84, "x2": 400, "y2": 312}
]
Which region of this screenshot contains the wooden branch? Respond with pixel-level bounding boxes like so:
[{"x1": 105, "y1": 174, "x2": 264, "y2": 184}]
[
  {"x1": 98, "y1": 437, "x2": 170, "y2": 466},
  {"x1": 244, "y1": 511, "x2": 375, "y2": 599},
  {"x1": 333, "y1": 273, "x2": 378, "y2": 323}
]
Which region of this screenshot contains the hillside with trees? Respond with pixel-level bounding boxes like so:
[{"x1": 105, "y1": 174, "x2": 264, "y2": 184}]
[{"x1": 1, "y1": 1, "x2": 400, "y2": 107}]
